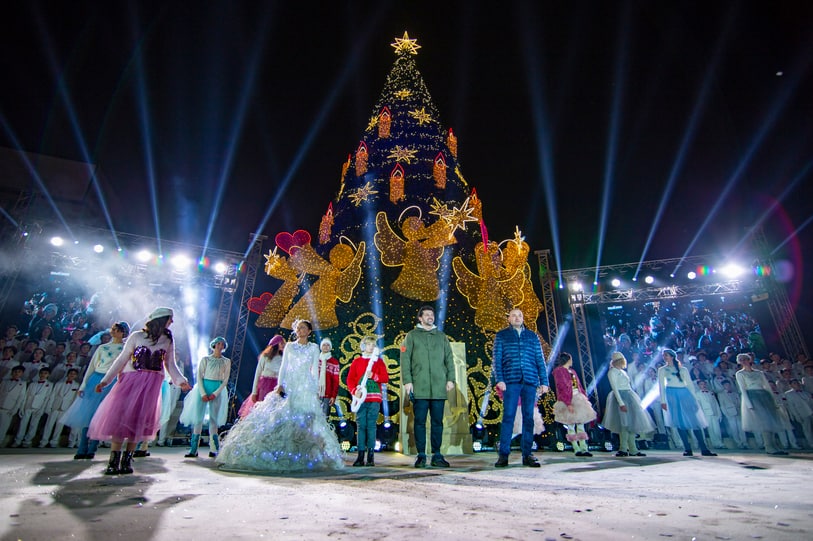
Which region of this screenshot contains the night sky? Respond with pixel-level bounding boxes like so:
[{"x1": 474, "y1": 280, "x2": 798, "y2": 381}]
[{"x1": 2, "y1": 1, "x2": 812, "y2": 335}]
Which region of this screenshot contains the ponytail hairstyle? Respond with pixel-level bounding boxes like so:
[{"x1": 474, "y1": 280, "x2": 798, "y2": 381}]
[{"x1": 555, "y1": 352, "x2": 573, "y2": 368}]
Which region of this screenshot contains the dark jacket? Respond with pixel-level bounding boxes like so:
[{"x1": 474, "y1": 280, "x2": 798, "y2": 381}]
[
  {"x1": 492, "y1": 326, "x2": 548, "y2": 387},
  {"x1": 400, "y1": 326, "x2": 455, "y2": 400}
]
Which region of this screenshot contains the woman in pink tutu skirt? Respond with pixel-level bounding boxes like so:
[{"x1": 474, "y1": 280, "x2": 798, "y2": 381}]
[
  {"x1": 238, "y1": 334, "x2": 286, "y2": 418},
  {"x1": 88, "y1": 307, "x2": 191, "y2": 475},
  {"x1": 552, "y1": 352, "x2": 597, "y2": 456}
]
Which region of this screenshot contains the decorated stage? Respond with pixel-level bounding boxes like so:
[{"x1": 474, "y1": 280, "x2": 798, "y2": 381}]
[{"x1": 0, "y1": 447, "x2": 809, "y2": 540}]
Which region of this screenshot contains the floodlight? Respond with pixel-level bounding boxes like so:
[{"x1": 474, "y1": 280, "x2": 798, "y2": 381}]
[
  {"x1": 93, "y1": 244, "x2": 104, "y2": 254},
  {"x1": 644, "y1": 276, "x2": 654, "y2": 284},
  {"x1": 611, "y1": 278, "x2": 621, "y2": 288},
  {"x1": 50, "y1": 236, "x2": 64, "y2": 247},
  {"x1": 136, "y1": 250, "x2": 153, "y2": 263},
  {"x1": 719, "y1": 263, "x2": 745, "y2": 278},
  {"x1": 171, "y1": 254, "x2": 192, "y2": 269}
]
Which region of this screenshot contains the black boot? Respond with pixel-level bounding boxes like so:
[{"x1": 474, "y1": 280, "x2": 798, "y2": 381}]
[
  {"x1": 104, "y1": 451, "x2": 122, "y2": 475},
  {"x1": 352, "y1": 451, "x2": 365, "y2": 467},
  {"x1": 365, "y1": 449, "x2": 375, "y2": 467},
  {"x1": 119, "y1": 451, "x2": 134, "y2": 474}
]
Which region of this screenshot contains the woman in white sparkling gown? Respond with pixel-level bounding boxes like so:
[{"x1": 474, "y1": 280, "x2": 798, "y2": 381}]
[{"x1": 217, "y1": 320, "x2": 344, "y2": 473}]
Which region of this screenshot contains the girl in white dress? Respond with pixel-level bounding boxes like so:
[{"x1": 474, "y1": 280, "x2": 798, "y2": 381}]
[
  {"x1": 735, "y1": 353, "x2": 789, "y2": 455},
  {"x1": 603, "y1": 352, "x2": 655, "y2": 456},
  {"x1": 180, "y1": 337, "x2": 231, "y2": 458},
  {"x1": 217, "y1": 320, "x2": 344, "y2": 473}
]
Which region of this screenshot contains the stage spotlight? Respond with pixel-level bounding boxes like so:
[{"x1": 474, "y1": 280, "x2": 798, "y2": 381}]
[
  {"x1": 719, "y1": 263, "x2": 745, "y2": 278},
  {"x1": 93, "y1": 244, "x2": 104, "y2": 254},
  {"x1": 171, "y1": 254, "x2": 192, "y2": 270},
  {"x1": 214, "y1": 261, "x2": 228, "y2": 274},
  {"x1": 340, "y1": 440, "x2": 351, "y2": 452},
  {"x1": 611, "y1": 278, "x2": 621, "y2": 288},
  {"x1": 50, "y1": 236, "x2": 64, "y2": 247},
  {"x1": 471, "y1": 421, "x2": 488, "y2": 450},
  {"x1": 73, "y1": 240, "x2": 79, "y2": 245},
  {"x1": 136, "y1": 249, "x2": 153, "y2": 263},
  {"x1": 644, "y1": 275, "x2": 654, "y2": 284},
  {"x1": 687, "y1": 271, "x2": 697, "y2": 280},
  {"x1": 569, "y1": 281, "x2": 583, "y2": 292}
]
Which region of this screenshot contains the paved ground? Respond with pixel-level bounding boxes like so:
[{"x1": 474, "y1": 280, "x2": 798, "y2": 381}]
[{"x1": 0, "y1": 447, "x2": 811, "y2": 541}]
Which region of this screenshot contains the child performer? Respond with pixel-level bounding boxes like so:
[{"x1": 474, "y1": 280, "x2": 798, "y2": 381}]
[
  {"x1": 88, "y1": 307, "x2": 191, "y2": 475},
  {"x1": 603, "y1": 352, "x2": 655, "y2": 456},
  {"x1": 317, "y1": 338, "x2": 340, "y2": 418},
  {"x1": 12, "y1": 367, "x2": 53, "y2": 447},
  {"x1": 0, "y1": 365, "x2": 27, "y2": 446},
  {"x1": 180, "y1": 336, "x2": 231, "y2": 458},
  {"x1": 785, "y1": 379, "x2": 813, "y2": 449},
  {"x1": 346, "y1": 337, "x2": 389, "y2": 467},
  {"x1": 735, "y1": 353, "x2": 789, "y2": 455},
  {"x1": 39, "y1": 368, "x2": 80, "y2": 447},
  {"x1": 658, "y1": 348, "x2": 717, "y2": 457},
  {"x1": 238, "y1": 335, "x2": 285, "y2": 417},
  {"x1": 552, "y1": 352, "x2": 597, "y2": 457},
  {"x1": 61, "y1": 322, "x2": 129, "y2": 460}
]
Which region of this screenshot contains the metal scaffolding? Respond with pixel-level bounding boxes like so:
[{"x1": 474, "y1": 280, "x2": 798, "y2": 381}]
[
  {"x1": 751, "y1": 228, "x2": 809, "y2": 359},
  {"x1": 224, "y1": 234, "x2": 265, "y2": 419},
  {"x1": 534, "y1": 249, "x2": 560, "y2": 346},
  {"x1": 568, "y1": 290, "x2": 600, "y2": 415}
]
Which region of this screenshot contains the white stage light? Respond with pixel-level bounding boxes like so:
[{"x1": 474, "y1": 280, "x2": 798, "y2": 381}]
[
  {"x1": 644, "y1": 275, "x2": 654, "y2": 284},
  {"x1": 50, "y1": 236, "x2": 64, "y2": 247},
  {"x1": 687, "y1": 271, "x2": 697, "y2": 280},
  {"x1": 171, "y1": 254, "x2": 192, "y2": 269},
  {"x1": 214, "y1": 261, "x2": 228, "y2": 274},
  {"x1": 611, "y1": 278, "x2": 621, "y2": 288},
  {"x1": 569, "y1": 281, "x2": 583, "y2": 292},
  {"x1": 720, "y1": 263, "x2": 745, "y2": 278},
  {"x1": 136, "y1": 250, "x2": 153, "y2": 263},
  {"x1": 93, "y1": 244, "x2": 104, "y2": 254}
]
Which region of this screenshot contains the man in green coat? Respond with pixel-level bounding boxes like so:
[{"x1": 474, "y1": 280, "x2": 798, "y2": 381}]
[{"x1": 401, "y1": 305, "x2": 455, "y2": 468}]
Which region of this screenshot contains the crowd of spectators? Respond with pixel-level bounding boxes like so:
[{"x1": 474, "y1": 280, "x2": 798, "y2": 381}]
[
  {"x1": 0, "y1": 289, "x2": 125, "y2": 447},
  {"x1": 599, "y1": 298, "x2": 813, "y2": 452}
]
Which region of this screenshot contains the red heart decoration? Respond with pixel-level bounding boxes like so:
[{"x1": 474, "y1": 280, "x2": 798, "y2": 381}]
[
  {"x1": 247, "y1": 292, "x2": 273, "y2": 314},
  {"x1": 275, "y1": 230, "x2": 312, "y2": 254}
]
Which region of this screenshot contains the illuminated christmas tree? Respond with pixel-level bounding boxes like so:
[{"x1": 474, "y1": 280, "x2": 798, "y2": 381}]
[{"x1": 255, "y1": 32, "x2": 552, "y2": 444}]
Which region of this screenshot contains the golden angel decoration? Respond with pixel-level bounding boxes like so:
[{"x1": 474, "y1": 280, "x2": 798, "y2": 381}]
[{"x1": 374, "y1": 209, "x2": 456, "y2": 301}]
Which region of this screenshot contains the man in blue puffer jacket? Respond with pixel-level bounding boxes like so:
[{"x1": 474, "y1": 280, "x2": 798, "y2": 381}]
[{"x1": 493, "y1": 309, "x2": 549, "y2": 468}]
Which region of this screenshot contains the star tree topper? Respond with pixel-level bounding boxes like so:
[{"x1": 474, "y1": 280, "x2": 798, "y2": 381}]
[{"x1": 391, "y1": 31, "x2": 421, "y2": 55}]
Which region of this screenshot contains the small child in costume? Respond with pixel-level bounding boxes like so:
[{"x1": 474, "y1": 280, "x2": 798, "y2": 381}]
[
  {"x1": 39, "y1": 367, "x2": 80, "y2": 447},
  {"x1": 317, "y1": 338, "x2": 340, "y2": 419},
  {"x1": 603, "y1": 352, "x2": 655, "y2": 456},
  {"x1": 13, "y1": 367, "x2": 53, "y2": 447},
  {"x1": 346, "y1": 337, "x2": 388, "y2": 467},
  {"x1": 552, "y1": 352, "x2": 597, "y2": 456},
  {"x1": 0, "y1": 365, "x2": 26, "y2": 446},
  {"x1": 180, "y1": 336, "x2": 231, "y2": 458}
]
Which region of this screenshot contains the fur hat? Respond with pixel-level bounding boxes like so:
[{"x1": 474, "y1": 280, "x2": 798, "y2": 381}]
[{"x1": 320, "y1": 337, "x2": 333, "y2": 349}]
